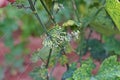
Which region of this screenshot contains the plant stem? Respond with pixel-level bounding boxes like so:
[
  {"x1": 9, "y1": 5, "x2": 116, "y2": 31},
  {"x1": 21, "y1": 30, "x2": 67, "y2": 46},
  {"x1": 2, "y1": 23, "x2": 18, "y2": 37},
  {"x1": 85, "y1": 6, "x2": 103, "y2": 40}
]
[
  {"x1": 46, "y1": 48, "x2": 53, "y2": 68},
  {"x1": 71, "y1": 0, "x2": 80, "y2": 22},
  {"x1": 39, "y1": 0, "x2": 56, "y2": 25},
  {"x1": 34, "y1": 0, "x2": 37, "y2": 5},
  {"x1": 28, "y1": 0, "x2": 49, "y2": 36},
  {"x1": 78, "y1": 7, "x2": 103, "y2": 66},
  {"x1": 83, "y1": 6, "x2": 104, "y2": 27},
  {"x1": 78, "y1": 28, "x2": 85, "y2": 66},
  {"x1": 49, "y1": 47, "x2": 64, "y2": 80},
  {"x1": 63, "y1": 50, "x2": 69, "y2": 70}
]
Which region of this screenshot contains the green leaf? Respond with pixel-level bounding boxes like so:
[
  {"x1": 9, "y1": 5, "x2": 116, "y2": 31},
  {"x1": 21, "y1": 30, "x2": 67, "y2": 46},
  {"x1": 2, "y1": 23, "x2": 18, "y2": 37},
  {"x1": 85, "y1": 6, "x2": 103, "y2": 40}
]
[
  {"x1": 59, "y1": 55, "x2": 68, "y2": 65},
  {"x1": 64, "y1": 43, "x2": 73, "y2": 53},
  {"x1": 21, "y1": 14, "x2": 44, "y2": 38},
  {"x1": 10, "y1": 43, "x2": 25, "y2": 56},
  {"x1": 90, "y1": 9, "x2": 120, "y2": 36},
  {"x1": 13, "y1": 59, "x2": 24, "y2": 69},
  {"x1": 0, "y1": 18, "x2": 18, "y2": 47},
  {"x1": 103, "y1": 36, "x2": 120, "y2": 55},
  {"x1": 95, "y1": 55, "x2": 120, "y2": 80},
  {"x1": 5, "y1": 53, "x2": 16, "y2": 65},
  {"x1": 5, "y1": 43, "x2": 24, "y2": 70},
  {"x1": 87, "y1": 39, "x2": 108, "y2": 61},
  {"x1": 30, "y1": 66, "x2": 48, "y2": 80},
  {"x1": 73, "y1": 59, "x2": 95, "y2": 80},
  {"x1": 105, "y1": 0, "x2": 120, "y2": 30},
  {"x1": 31, "y1": 46, "x2": 51, "y2": 62},
  {"x1": 62, "y1": 62, "x2": 77, "y2": 80}
]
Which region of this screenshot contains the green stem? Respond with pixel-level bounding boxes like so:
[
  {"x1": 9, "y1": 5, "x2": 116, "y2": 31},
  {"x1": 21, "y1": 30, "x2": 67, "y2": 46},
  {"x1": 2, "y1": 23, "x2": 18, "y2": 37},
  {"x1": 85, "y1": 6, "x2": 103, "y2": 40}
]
[
  {"x1": 28, "y1": 0, "x2": 49, "y2": 36},
  {"x1": 78, "y1": 28, "x2": 85, "y2": 66},
  {"x1": 39, "y1": 0, "x2": 56, "y2": 25},
  {"x1": 71, "y1": 0, "x2": 80, "y2": 22},
  {"x1": 49, "y1": 47, "x2": 64, "y2": 80},
  {"x1": 34, "y1": 0, "x2": 37, "y2": 5},
  {"x1": 46, "y1": 48, "x2": 53, "y2": 68}
]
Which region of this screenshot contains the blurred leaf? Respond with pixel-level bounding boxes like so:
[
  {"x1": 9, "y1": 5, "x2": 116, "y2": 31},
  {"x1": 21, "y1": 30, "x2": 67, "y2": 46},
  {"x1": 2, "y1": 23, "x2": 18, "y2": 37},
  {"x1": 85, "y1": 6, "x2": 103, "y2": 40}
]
[
  {"x1": 90, "y1": 9, "x2": 120, "y2": 36},
  {"x1": 5, "y1": 53, "x2": 16, "y2": 65},
  {"x1": 30, "y1": 66, "x2": 48, "y2": 80},
  {"x1": 65, "y1": 43, "x2": 73, "y2": 53},
  {"x1": 62, "y1": 62, "x2": 77, "y2": 80},
  {"x1": 4, "y1": 6, "x2": 24, "y2": 18},
  {"x1": 13, "y1": 59, "x2": 24, "y2": 68},
  {"x1": 21, "y1": 14, "x2": 44, "y2": 37},
  {"x1": 31, "y1": 46, "x2": 51, "y2": 62},
  {"x1": 103, "y1": 36, "x2": 120, "y2": 55},
  {"x1": 0, "y1": 67, "x2": 4, "y2": 80},
  {"x1": 36, "y1": 46, "x2": 51, "y2": 60},
  {"x1": 87, "y1": 39, "x2": 108, "y2": 61},
  {"x1": 11, "y1": 43, "x2": 25, "y2": 56},
  {"x1": 59, "y1": 55, "x2": 68, "y2": 65},
  {"x1": 5, "y1": 43, "x2": 24, "y2": 69},
  {"x1": 0, "y1": 18, "x2": 18, "y2": 47}
]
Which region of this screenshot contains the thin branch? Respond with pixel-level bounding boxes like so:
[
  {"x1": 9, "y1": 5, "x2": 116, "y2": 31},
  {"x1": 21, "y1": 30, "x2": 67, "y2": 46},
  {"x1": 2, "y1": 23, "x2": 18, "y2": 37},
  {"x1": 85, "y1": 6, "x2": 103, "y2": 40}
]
[
  {"x1": 49, "y1": 48, "x2": 64, "y2": 80},
  {"x1": 78, "y1": 7, "x2": 103, "y2": 66},
  {"x1": 71, "y1": 0, "x2": 80, "y2": 22},
  {"x1": 39, "y1": 0, "x2": 57, "y2": 25},
  {"x1": 87, "y1": 28, "x2": 93, "y2": 40},
  {"x1": 46, "y1": 48, "x2": 53, "y2": 68},
  {"x1": 34, "y1": 0, "x2": 37, "y2": 5},
  {"x1": 28, "y1": 0, "x2": 49, "y2": 36},
  {"x1": 83, "y1": 6, "x2": 104, "y2": 27},
  {"x1": 63, "y1": 50, "x2": 69, "y2": 70},
  {"x1": 78, "y1": 29, "x2": 84, "y2": 66},
  {"x1": 45, "y1": 48, "x2": 53, "y2": 80}
]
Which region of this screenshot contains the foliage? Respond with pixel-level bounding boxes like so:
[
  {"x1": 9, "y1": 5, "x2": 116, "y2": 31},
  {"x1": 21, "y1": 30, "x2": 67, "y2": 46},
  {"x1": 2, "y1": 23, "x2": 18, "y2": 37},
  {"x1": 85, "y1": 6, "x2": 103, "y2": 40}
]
[
  {"x1": 62, "y1": 62, "x2": 77, "y2": 80},
  {"x1": 87, "y1": 39, "x2": 108, "y2": 61},
  {"x1": 72, "y1": 56, "x2": 120, "y2": 80},
  {"x1": 95, "y1": 56, "x2": 120, "y2": 80},
  {"x1": 103, "y1": 36, "x2": 120, "y2": 55},
  {"x1": 1, "y1": 0, "x2": 120, "y2": 80},
  {"x1": 73, "y1": 59, "x2": 95, "y2": 80},
  {"x1": 0, "y1": 67, "x2": 4, "y2": 80},
  {"x1": 30, "y1": 66, "x2": 48, "y2": 80},
  {"x1": 105, "y1": 0, "x2": 120, "y2": 30}
]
